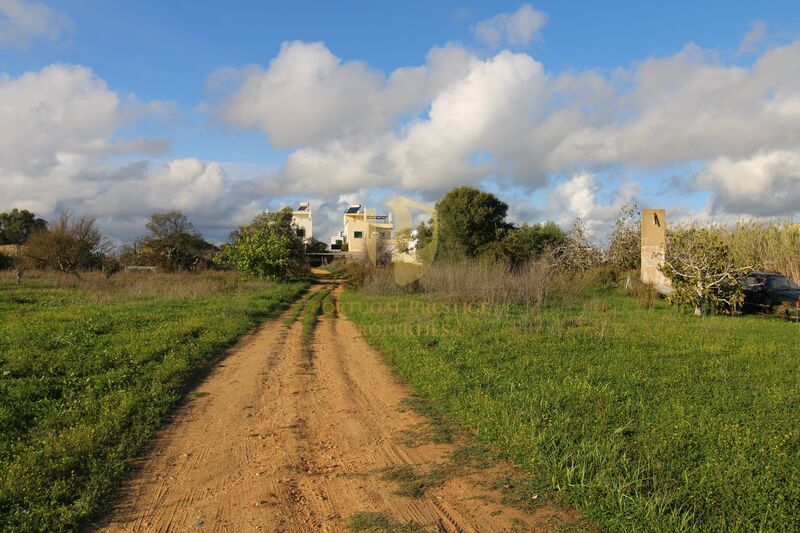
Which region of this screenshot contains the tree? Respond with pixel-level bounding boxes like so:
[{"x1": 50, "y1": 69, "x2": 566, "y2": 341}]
[
  {"x1": 305, "y1": 238, "x2": 328, "y2": 254},
  {"x1": 0, "y1": 209, "x2": 47, "y2": 283},
  {"x1": 606, "y1": 204, "x2": 640, "y2": 272},
  {"x1": 25, "y1": 212, "x2": 110, "y2": 277},
  {"x1": 141, "y1": 211, "x2": 216, "y2": 271},
  {"x1": 482, "y1": 222, "x2": 566, "y2": 268},
  {"x1": 555, "y1": 218, "x2": 604, "y2": 271},
  {"x1": 145, "y1": 211, "x2": 196, "y2": 239},
  {"x1": 414, "y1": 220, "x2": 435, "y2": 256},
  {"x1": 661, "y1": 228, "x2": 750, "y2": 316},
  {"x1": 215, "y1": 208, "x2": 304, "y2": 280},
  {"x1": 435, "y1": 186, "x2": 511, "y2": 260}
]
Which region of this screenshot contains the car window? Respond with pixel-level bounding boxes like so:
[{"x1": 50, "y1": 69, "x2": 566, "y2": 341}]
[
  {"x1": 767, "y1": 276, "x2": 800, "y2": 291},
  {"x1": 744, "y1": 276, "x2": 764, "y2": 288}
]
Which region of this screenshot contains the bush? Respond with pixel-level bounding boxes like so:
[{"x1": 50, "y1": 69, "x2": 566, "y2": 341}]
[
  {"x1": 215, "y1": 208, "x2": 304, "y2": 280},
  {"x1": 555, "y1": 219, "x2": 604, "y2": 272},
  {"x1": 662, "y1": 228, "x2": 749, "y2": 316},
  {"x1": 0, "y1": 252, "x2": 12, "y2": 270},
  {"x1": 24, "y1": 212, "x2": 111, "y2": 277}
]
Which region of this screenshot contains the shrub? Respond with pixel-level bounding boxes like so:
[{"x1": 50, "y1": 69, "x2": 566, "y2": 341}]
[
  {"x1": 215, "y1": 208, "x2": 304, "y2": 280},
  {"x1": 661, "y1": 228, "x2": 749, "y2": 316},
  {"x1": 554, "y1": 218, "x2": 604, "y2": 272},
  {"x1": 0, "y1": 251, "x2": 12, "y2": 270},
  {"x1": 24, "y1": 212, "x2": 111, "y2": 277}
]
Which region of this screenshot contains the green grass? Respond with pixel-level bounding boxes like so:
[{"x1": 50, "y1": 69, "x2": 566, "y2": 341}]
[
  {"x1": 0, "y1": 275, "x2": 306, "y2": 531},
  {"x1": 342, "y1": 288, "x2": 800, "y2": 532},
  {"x1": 347, "y1": 511, "x2": 424, "y2": 532}
]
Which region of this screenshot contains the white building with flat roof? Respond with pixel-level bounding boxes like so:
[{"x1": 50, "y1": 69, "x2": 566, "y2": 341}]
[
  {"x1": 342, "y1": 205, "x2": 393, "y2": 254},
  {"x1": 291, "y1": 202, "x2": 313, "y2": 243}
]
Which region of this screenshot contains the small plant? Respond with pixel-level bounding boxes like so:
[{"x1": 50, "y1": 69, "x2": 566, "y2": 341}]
[
  {"x1": 347, "y1": 511, "x2": 424, "y2": 532},
  {"x1": 632, "y1": 280, "x2": 658, "y2": 309}
]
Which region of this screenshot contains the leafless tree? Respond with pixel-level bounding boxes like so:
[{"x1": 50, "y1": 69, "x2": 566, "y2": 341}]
[{"x1": 25, "y1": 212, "x2": 112, "y2": 277}]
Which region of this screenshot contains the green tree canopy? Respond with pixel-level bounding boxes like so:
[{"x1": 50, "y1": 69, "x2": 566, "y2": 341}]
[
  {"x1": 435, "y1": 186, "x2": 511, "y2": 260},
  {"x1": 215, "y1": 207, "x2": 304, "y2": 280},
  {"x1": 0, "y1": 209, "x2": 47, "y2": 245},
  {"x1": 484, "y1": 221, "x2": 567, "y2": 268}
]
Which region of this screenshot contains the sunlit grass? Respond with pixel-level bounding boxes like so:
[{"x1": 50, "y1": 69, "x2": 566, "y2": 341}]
[
  {"x1": 342, "y1": 288, "x2": 800, "y2": 531},
  {"x1": 0, "y1": 274, "x2": 306, "y2": 531}
]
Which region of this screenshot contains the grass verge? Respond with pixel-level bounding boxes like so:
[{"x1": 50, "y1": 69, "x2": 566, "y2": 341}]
[
  {"x1": 342, "y1": 288, "x2": 800, "y2": 531},
  {"x1": 0, "y1": 274, "x2": 307, "y2": 531}
]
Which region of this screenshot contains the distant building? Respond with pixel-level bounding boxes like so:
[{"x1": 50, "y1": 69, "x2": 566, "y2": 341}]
[
  {"x1": 291, "y1": 202, "x2": 313, "y2": 243},
  {"x1": 329, "y1": 230, "x2": 344, "y2": 251},
  {"x1": 342, "y1": 204, "x2": 393, "y2": 254}
]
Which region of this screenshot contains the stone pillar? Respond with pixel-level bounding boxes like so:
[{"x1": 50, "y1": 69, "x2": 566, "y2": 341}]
[{"x1": 641, "y1": 209, "x2": 670, "y2": 289}]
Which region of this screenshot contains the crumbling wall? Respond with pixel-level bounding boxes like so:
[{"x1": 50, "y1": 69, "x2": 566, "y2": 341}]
[{"x1": 641, "y1": 209, "x2": 671, "y2": 290}]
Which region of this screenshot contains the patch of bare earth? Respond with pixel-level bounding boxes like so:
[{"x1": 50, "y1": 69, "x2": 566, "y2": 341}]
[{"x1": 97, "y1": 283, "x2": 583, "y2": 532}]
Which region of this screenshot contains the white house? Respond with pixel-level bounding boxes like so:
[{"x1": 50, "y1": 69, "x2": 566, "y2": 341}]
[
  {"x1": 291, "y1": 202, "x2": 313, "y2": 243},
  {"x1": 342, "y1": 205, "x2": 393, "y2": 254}
]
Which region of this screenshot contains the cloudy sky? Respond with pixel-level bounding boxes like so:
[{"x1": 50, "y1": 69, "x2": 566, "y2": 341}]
[{"x1": 1, "y1": 0, "x2": 799, "y2": 243}]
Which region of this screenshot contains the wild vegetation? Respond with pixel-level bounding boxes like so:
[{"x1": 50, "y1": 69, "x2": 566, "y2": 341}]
[
  {"x1": 338, "y1": 186, "x2": 800, "y2": 531},
  {"x1": 0, "y1": 271, "x2": 306, "y2": 531},
  {"x1": 343, "y1": 280, "x2": 800, "y2": 531},
  {"x1": 214, "y1": 207, "x2": 308, "y2": 280}
]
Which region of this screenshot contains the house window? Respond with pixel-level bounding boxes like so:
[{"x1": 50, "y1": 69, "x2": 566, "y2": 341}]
[
  {"x1": 353, "y1": 231, "x2": 363, "y2": 238},
  {"x1": 296, "y1": 228, "x2": 305, "y2": 238}
]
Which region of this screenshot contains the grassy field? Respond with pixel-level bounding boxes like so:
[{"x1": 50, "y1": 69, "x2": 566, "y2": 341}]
[
  {"x1": 342, "y1": 287, "x2": 800, "y2": 531},
  {"x1": 0, "y1": 271, "x2": 306, "y2": 531}
]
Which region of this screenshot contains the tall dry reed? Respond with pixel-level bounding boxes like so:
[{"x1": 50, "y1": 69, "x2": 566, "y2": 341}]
[
  {"x1": 359, "y1": 259, "x2": 551, "y2": 307},
  {"x1": 717, "y1": 220, "x2": 800, "y2": 283}
]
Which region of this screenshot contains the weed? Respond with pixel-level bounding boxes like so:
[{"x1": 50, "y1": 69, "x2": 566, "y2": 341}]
[
  {"x1": 347, "y1": 511, "x2": 425, "y2": 532},
  {"x1": 492, "y1": 476, "x2": 549, "y2": 513},
  {"x1": 380, "y1": 464, "x2": 453, "y2": 499},
  {"x1": 399, "y1": 395, "x2": 455, "y2": 445},
  {"x1": 450, "y1": 445, "x2": 499, "y2": 470}
]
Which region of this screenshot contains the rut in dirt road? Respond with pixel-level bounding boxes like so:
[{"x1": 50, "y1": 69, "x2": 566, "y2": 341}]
[{"x1": 97, "y1": 282, "x2": 583, "y2": 532}]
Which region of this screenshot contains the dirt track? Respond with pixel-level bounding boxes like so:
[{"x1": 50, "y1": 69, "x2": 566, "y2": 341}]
[{"x1": 98, "y1": 282, "x2": 579, "y2": 532}]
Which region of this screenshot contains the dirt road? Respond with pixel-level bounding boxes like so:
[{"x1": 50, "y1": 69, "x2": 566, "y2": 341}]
[{"x1": 98, "y1": 283, "x2": 579, "y2": 532}]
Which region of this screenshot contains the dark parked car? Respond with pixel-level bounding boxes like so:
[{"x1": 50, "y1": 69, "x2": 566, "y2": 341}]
[{"x1": 740, "y1": 272, "x2": 800, "y2": 318}]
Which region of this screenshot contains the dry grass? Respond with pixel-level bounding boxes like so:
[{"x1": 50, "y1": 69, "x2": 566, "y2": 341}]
[
  {"x1": 0, "y1": 269, "x2": 275, "y2": 302},
  {"x1": 357, "y1": 259, "x2": 551, "y2": 307},
  {"x1": 718, "y1": 220, "x2": 800, "y2": 282}
]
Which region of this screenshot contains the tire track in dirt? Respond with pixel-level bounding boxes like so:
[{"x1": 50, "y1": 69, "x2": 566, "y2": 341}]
[{"x1": 97, "y1": 281, "x2": 582, "y2": 532}]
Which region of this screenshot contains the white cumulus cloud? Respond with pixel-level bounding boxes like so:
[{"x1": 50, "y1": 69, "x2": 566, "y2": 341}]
[
  {"x1": 473, "y1": 4, "x2": 548, "y2": 48},
  {"x1": 697, "y1": 150, "x2": 800, "y2": 216},
  {"x1": 0, "y1": 0, "x2": 72, "y2": 48}
]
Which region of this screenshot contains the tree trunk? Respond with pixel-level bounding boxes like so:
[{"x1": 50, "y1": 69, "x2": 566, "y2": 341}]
[{"x1": 14, "y1": 243, "x2": 22, "y2": 284}]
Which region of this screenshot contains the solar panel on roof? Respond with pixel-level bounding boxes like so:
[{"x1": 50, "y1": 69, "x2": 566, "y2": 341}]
[{"x1": 346, "y1": 206, "x2": 360, "y2": 214}]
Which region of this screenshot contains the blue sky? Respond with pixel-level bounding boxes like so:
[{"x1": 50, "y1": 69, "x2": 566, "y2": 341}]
[{"x1": 2, "y1": 1, "x2": 800, "y2": 242}]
